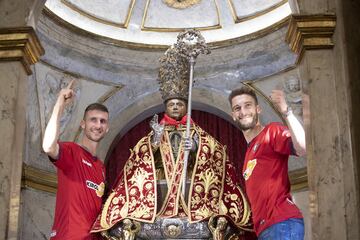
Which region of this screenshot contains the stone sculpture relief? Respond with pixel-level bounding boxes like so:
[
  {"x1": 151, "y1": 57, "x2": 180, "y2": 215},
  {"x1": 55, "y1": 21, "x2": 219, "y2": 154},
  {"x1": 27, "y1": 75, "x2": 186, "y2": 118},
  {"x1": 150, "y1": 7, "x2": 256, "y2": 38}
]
[{"x1": 283, "y1": 75, "x2": 303, "y2": 117}]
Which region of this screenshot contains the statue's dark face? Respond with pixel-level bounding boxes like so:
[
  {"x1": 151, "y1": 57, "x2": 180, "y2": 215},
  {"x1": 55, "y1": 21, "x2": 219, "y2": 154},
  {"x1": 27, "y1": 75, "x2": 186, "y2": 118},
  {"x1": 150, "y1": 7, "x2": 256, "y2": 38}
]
[{"x1": 165, "y1": 99, "x2": 187, "y2": 120}]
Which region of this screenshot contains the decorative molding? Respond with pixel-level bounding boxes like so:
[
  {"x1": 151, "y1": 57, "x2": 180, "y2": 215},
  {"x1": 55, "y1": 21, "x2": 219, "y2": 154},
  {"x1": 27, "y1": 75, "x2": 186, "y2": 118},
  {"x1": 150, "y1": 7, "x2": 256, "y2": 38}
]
[
  {"x1": 0, "y1": 27, "x2": 45, "y2": 75},
  {"x1": 289, "y1": 167, "x2": 308, "y2": 192},
  {"x1": 163, "y1": 0, "x2": 201, "y2": 9},
  {"x1": 42, "y1": 7, "x2": 168, "y2": 50},
  {"x1": 141, "y1": 0, "x2": 221, "y2": 32},
  {"x1": 61, "y1": 0, "x2": 136, "y2": 28},
  {"x1": 285, "y1": 14, "x2": 336, "y2": 64},
  {"x1": 43, "y1": 6, "x2": 290, "y2": 50},
  {"x1": 22, "y1": 164, "x2": 57, "y2": 194},
  {"x1": 210, "y1": 16, "x2": 290, "y2": 49},
  {"x1": 228, "y1": 0, "x2": 287, "y2": 23}
]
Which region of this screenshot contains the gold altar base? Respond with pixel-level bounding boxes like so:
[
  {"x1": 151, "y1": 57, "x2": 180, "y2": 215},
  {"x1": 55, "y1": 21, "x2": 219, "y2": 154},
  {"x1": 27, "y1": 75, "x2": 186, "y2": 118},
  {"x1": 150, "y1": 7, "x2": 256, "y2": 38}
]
[
  {"x1": 107, "y1": 180, "x2": 243, "y2": 239},
  {"x1": 108, "y1": 217, "x2": 244, "y2": 240}
]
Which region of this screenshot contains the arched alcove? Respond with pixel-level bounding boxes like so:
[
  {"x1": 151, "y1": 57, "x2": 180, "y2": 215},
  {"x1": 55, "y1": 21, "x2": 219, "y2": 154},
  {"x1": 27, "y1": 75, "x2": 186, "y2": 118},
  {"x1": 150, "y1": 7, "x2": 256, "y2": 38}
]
[{"x1": 105, "y1": 109, "x2": 247, "y2": 191}]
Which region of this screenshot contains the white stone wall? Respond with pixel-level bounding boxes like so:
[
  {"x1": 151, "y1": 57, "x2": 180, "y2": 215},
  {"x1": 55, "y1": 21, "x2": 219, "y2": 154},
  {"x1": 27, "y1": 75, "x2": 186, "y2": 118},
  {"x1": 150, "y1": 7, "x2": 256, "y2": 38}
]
[
  {"x1": 293, "y1": 190, "x2": 311, "y2": 240},
  {"x1": 20, "y1": 189, "x2": 55, "y2": 240}
]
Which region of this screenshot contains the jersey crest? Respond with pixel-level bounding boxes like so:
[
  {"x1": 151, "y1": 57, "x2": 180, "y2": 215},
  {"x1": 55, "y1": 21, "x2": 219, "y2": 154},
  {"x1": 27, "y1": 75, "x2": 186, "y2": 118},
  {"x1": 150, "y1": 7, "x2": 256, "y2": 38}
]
[{"x1": 243, "y1": 159, "x2": 257, "y2": 181}]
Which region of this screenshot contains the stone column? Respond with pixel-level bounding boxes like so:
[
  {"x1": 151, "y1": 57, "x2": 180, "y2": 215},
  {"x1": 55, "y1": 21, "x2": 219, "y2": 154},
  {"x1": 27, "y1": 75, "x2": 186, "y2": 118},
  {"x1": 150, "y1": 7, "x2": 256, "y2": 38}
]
[
  {"x1": 0, "y1": 1, "x2": 45, "y2": 239},
  {"x1": 286, "y1": 1, "x2": 360, "y2": 239}
]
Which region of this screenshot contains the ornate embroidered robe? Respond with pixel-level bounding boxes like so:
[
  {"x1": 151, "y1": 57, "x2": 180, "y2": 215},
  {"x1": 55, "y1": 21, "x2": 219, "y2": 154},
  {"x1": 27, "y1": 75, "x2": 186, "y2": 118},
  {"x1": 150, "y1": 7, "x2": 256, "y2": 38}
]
[{"x1": 91, "y1": 122, "x2": 252, "y2": 233}]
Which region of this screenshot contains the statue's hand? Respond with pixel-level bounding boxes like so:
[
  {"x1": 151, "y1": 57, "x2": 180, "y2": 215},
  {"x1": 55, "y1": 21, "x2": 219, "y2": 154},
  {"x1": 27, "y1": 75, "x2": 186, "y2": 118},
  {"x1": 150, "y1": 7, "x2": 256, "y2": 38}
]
[
  {"x1": 150, "y1": 114, "x2": 164, "y2": 146},
  {"x1": 183, "y1": 133, "x2": 198, "y2": 152},
  {"x1": 183, "y1": 137, "x2": 195, "y2": 152},
  {"x1": 150, "y1": 114, "x2": 164, "y2": 133}
]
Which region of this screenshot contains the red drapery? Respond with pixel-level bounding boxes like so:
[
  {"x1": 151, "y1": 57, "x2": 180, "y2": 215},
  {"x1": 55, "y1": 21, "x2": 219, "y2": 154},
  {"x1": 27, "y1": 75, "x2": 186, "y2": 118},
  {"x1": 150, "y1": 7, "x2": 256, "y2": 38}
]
[
  {"x1": 105, "y1": 110, "x2": 257, "y2": 239},
  {"x1": 105, "y1": 110, "x2": 247, "y2": 188}
]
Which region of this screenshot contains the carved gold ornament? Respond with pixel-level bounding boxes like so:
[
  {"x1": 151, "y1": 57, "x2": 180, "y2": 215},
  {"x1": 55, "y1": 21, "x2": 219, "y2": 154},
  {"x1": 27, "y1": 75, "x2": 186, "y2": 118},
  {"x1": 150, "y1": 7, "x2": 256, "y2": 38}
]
[
  {"x1": 0, "y1": 27, "x2": 44, "y2": 75},
  {"x1": 164, "y1": 224, "x2": 182, "y2": 237},
  {"x1": 163, "y1": 0, "x2": 201, "y2": 9},
  {"x1": 285, "y1": 14, "x2": 336, "y2": 64}
]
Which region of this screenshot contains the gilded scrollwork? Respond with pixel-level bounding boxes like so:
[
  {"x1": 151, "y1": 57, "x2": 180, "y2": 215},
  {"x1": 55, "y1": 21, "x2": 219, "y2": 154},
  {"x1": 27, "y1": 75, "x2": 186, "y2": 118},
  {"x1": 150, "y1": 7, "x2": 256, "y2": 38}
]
[
  {"x1": 194, "y1": 205, "x2": 212, "y2": 219},
  {"x1": 128, "y1": 167, "x2": 151, "y2": 199},
  {"x1": 197, "y1": 169, "x2": 220, "y2": 195},
  {"x1": 163, "y1": 0, "x2": 202, "y2": 9}
]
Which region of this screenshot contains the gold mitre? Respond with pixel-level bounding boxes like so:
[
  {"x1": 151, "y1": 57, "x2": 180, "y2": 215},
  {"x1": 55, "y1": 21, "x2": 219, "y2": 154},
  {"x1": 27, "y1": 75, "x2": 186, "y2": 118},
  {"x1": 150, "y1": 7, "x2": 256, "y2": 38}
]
[
  {"x1": 158, "y1": 29, "x2": 210, "y2": 102},
  {"x1": 158, "y1": 45, "x2": 190, "y2": 102}
]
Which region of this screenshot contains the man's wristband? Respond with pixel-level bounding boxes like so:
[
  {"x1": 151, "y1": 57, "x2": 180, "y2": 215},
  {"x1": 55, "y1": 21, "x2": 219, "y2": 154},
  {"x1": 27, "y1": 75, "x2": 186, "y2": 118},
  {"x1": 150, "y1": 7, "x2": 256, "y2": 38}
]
[{"x1": 282, "y1": 106, "x2": 293, "y2": 118}]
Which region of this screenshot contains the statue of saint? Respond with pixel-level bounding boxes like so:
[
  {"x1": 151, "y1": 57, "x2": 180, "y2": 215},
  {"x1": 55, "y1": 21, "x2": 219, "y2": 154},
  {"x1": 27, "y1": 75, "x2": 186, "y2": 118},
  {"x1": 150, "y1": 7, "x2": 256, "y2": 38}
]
[
  {"x1": 91, "y1": 30, "x2": 252, "y2": 239},
  {"x1": 283, "y1": 75, "x2": 303, "y2": 117}
]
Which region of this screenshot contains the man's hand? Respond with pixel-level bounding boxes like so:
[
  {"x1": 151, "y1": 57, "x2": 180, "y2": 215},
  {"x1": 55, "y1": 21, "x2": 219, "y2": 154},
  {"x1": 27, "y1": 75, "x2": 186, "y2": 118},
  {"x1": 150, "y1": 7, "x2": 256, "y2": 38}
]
[
  {"x1": 150, "y1": 114, "x2": 164, "y2": 146},
  {"x1": 271, "y1": 89, "x2": 306, "y2": 156},
  {"x1": 57, "y1": 80, "x2": 75, "y2": 107},
  {"x1": 270, "y1": 90, "x2": 288, "y2": 115}
]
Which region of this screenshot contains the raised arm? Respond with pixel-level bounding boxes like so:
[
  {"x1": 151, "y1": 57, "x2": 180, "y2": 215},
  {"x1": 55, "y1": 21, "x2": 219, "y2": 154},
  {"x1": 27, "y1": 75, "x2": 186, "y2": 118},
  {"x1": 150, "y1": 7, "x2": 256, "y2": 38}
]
[
  {"x1": 42, "y1": 80, "x2": 75, "y2": 159},
  {"x1": 149, "y1": 114, "x2": 164, "y2": 150},
  {"x1": 270, "y1": 90, "x2": 306, "y2": 156}
]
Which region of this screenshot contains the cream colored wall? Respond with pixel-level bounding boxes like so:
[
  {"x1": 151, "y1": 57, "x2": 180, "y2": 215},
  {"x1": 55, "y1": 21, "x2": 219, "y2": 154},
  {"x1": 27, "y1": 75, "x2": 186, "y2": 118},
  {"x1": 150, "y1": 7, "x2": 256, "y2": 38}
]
[
  {"x1": 293, "y1": 190, "x2": 311, "y2": 240},
  {"x1": 19, "y1": 189, "x2": 55, "y2": 239}
]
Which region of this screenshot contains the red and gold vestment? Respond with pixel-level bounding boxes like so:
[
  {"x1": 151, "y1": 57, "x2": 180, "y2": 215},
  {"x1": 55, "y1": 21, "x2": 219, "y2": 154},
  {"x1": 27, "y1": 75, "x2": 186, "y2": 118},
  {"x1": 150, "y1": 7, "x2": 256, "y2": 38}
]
[{"x1": 91, "y1": 118, "x2": 252, "y2": 233}]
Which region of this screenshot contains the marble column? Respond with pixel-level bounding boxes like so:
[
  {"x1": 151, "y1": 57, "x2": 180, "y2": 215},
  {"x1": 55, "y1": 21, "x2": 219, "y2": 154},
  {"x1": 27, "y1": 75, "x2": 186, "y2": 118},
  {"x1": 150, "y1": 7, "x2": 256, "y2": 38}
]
[
  {"x1": 0, "y1": 1, "x2": 45, "y2": 239},
  {"x1": 286, "y1": 1, "x2": 360, "y2": 239}
]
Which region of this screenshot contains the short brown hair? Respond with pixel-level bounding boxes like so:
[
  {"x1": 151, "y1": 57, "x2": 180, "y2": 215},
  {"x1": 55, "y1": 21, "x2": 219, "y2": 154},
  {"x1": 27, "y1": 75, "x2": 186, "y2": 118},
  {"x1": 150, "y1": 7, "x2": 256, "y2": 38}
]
[
  {"x1": 83, "y1": 103, "x2": 109, "y2": 119},
  {"x1": 228, "y1": 86, "x2": 258, "y2": 105}
]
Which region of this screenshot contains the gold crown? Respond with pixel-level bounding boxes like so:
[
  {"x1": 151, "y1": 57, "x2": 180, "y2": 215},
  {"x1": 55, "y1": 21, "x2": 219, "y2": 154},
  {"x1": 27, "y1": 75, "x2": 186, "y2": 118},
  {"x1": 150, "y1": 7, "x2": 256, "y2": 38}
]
[
  {"x1": 158, "y1": 46, "x2": 189, "y2": 101},
  {"x1": 158, "y1": 29, "x2": 210, "y2": 102}
]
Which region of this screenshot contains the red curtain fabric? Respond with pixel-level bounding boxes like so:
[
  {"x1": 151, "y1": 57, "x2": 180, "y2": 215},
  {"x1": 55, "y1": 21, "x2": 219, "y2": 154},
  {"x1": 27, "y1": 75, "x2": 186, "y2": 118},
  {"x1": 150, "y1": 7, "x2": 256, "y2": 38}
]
[
  {"x1": 105, "y1": 109, "x2": 257, "y2": 239},
  {"x1": 105, "y1": 110, "x2": 247, "y2": 189}
]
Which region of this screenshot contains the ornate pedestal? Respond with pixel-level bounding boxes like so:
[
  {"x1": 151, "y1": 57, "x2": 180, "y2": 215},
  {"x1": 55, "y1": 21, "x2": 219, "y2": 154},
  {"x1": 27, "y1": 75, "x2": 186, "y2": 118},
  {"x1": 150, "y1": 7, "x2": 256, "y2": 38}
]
[
  {"x1": 106, "y1": 180, "x2": 242, "y2": 240},
  {"x1": 110, "y1": 218, "x2": 211, "y2": 240}
]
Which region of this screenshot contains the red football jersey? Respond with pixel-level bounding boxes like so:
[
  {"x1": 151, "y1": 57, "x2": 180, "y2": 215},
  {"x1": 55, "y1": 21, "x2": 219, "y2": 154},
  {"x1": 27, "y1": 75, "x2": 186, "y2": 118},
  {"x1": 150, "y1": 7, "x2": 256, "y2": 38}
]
[
  {"x1": 50, "y1": 142, "x2": 105, "y2": 240},
  {"x1": 243, "y1": 122, "x2": 303, "y2": 235}
]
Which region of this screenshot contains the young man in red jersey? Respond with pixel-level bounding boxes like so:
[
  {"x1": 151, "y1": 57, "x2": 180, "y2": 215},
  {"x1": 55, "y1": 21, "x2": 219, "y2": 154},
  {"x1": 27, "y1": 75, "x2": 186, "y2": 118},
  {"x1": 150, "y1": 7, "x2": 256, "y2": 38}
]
[
  {"x1": 43, "y1": 80, "x2": 109, "y2": 240},
  {"x1": 229, "y1": 86, "x2": 306, "y2": 240}
]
